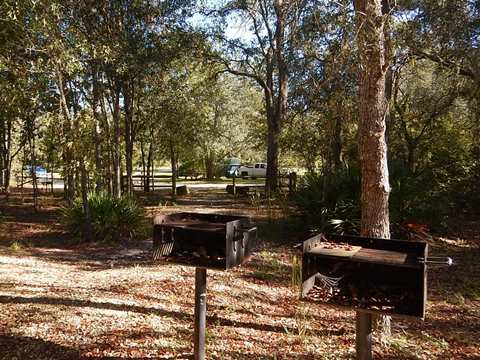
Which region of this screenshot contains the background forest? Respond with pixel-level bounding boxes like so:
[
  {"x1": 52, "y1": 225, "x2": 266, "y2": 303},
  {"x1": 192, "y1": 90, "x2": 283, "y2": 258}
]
[{"x1": 1, "y1": 0, "x2": 479, "y2": 233}]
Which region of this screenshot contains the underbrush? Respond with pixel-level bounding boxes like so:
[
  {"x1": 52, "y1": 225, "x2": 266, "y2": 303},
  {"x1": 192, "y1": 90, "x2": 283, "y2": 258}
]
[
  {"x1": 62, "y1": 192, "x2": 145, "y2": 243},
  {"x1": 294, "y1": 161, "x2": 480, "y2": 236},
  {"x1": 294, "y1": 167, "x2": 361, "y2": 234}
]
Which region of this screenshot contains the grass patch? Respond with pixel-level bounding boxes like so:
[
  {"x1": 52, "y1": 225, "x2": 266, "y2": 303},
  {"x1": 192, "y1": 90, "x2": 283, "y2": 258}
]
[
  {"x1": 9, "y1": 240, "x2": 23, "y2": 251},
  {"x1": 284, "y1": 306, "x2": 312, "y2": 343},
  {"x1": 250, "y1": 269, "x2": 276, "y2": 281}
]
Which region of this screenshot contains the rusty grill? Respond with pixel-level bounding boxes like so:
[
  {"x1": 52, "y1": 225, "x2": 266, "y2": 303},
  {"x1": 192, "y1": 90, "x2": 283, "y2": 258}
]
[
  {"x1": 302, "y1": 233, "x2": 428, "y2": 318},
  {"x1": 153, "y1": 212, "x2": 257, "y2": 270}
]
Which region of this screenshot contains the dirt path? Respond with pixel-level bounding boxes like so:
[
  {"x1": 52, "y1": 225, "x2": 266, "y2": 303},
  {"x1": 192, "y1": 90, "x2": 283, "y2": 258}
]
[{"x1": 0, "y1": 191, "x2": 479, "y2": 359}]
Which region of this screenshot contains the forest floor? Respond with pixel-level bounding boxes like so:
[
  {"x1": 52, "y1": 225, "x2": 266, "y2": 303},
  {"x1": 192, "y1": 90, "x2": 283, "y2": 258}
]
[{"x1": 0, "y1": 189, "x2": 479, "y2": 359}]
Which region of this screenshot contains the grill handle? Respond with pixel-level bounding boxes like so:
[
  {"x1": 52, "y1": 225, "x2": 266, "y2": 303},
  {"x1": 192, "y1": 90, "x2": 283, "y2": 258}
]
[{"x1": 418, "y1": 256, "x2": 453, "y2": 266}]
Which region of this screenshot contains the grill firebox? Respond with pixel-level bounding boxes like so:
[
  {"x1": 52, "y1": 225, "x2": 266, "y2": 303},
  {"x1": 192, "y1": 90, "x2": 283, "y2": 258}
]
[
  {"x1": 302, "y1": 233, "x2": 428, "y2": 318},
  {"x1": 153, "y1": 212, "x2": 257, "y2": 270}
]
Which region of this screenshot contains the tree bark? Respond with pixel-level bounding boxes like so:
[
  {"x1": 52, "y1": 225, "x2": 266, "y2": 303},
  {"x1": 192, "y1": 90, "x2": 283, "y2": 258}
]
[
  {"x1": 55, "y1": 65, "x2": 75, "y2": 203},
  {"x1": 0, "y1": 118, "x2": 5, "y2": 190},
  {"x1": 0, "y1": 117, "x2": 14, "y2": 192},
  {"x1": 146, "y1": 141, "x2": 153, "y2": 192},
  {"x1": 79, "y1": 160, "x2": 92, "y2": 241},
  {"x1": 123, "y1": 80, "x2": 135, "y2": 195},
  {"x1": 112, "y1": 81, "x2": 122, "y2": 197},
  {"x1": 204, "y1": 150, "x2": 215, "y2": 181},
  {"x1": 354, "y1": 0, "x2": 391, "y2": 239},
  {"x1": 140, "y1": 139, "x2": 147, "y2": 191},
  {"x1": 91, "y1": 68, "x2": 103, "y2": 193},
  {"x1": 170, "y1": 140, "x2": 177, "y2": 201},
  {"x1": 29, "y1": 133, "x2": 39, "y2": 212},
  {"x1": 265, "y1": 0, "x2": 289, "y2": 194},
  {"x1": 354, "y1": 0, "x2": 392, "y2": 348},
  {"x1": 266, "y1": 113, "x2": 280, "y2": 193}
]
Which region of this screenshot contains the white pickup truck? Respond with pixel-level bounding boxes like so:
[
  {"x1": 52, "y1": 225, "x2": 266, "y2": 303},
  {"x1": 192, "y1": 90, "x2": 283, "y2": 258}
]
[{"x1": 236, "y1": 162, "x2": 267, "y2": 178}]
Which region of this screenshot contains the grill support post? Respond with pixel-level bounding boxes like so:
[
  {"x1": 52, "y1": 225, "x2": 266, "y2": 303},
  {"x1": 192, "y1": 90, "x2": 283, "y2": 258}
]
[
  {"x1": 356, "y1": 311, "x2": 372, "y2": 360},
  {"x1": 194, "y1": 267, "x2": 207, "y2": 360}
]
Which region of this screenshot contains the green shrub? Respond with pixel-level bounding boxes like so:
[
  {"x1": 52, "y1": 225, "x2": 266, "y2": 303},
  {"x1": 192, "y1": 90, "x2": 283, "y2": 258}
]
[
  {"x1": 294, "y1": 166, "x2": 361, "y2": 234},
  {"x1": 63, "y1": 192, "x2": 144, "y2": 242}
]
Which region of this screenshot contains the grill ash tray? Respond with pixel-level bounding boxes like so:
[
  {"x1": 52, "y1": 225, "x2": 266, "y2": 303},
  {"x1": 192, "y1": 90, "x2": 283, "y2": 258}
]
[
  {"x1": 152, "y1": 212, "x2": 257, "y2": 270},
  {"x1": 302, "y1": 234, "x2": 428, "y2": 318}
]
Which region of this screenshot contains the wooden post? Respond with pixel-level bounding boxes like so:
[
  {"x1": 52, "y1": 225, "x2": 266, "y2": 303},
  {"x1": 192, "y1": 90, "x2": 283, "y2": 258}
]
[
  {"x1": 232, "y1": 173, "x2": 236, "y2": 196},
  {"x1": 356, "y1": 311, "x2": 373, "y2": 360},
  {"x1": 194, "y1": 267, "x2": 207, "y2": 360}
]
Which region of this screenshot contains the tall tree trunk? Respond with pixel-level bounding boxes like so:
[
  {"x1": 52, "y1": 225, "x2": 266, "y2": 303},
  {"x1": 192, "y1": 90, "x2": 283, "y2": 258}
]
[
  {"x1": 0, "y1": 117, "x2": 5, "y2": 190},
  {"x1": 266, "y1": 113, "x2": 280, "y2": 193},
  {"x1": 55, "y1": 65, "x2": 75, "y2": 204},
  {"x1": 29, "y1": 134, "x2": 39, "y2": 212},
  {"x1": 140, "y1": 139, "x2": 147, "y2": 191},
  {"x1": 170, "y1": 140, "x2": 177, "y2": 201},
  {"x1": 79, "y1": 160, "x2": 92, "y2": 241},
  {"x1": 204, "y1": 150, "x2": 215, "y2": 181},
  {"x1": 123, "y1": 80, "x2": 135, "y2": 195},
  {"x1": 99, "y1": 89, "x2": 113, "y2": 195},
  {"x1": 354, "y1": 0, "x2": 391, "y2": 238},
  {"x1": 1, "y1": 117, "x2": 14, "y2": 192},
  {"x1": 91, "y1": 70, "x2": 103, "y2": 193},
  {"x1": 112, "y1": 83, "x2": 121, "y2": 197},
  {"x1": 265, "y1": 0, "x2": 289, "y2": 194},
  {"x1": 93, "y1": 121, "x2": 103, "y2": 192},
  {"x1": 146, "y1": 141, "x2": 153, "y2": 192},
  {"x1": 354, "y1": 0, "x2": 392, "y2": 355}
]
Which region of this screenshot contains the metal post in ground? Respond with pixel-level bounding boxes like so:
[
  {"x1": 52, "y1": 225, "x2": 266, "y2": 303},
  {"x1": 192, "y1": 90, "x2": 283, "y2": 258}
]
[
  {"x1": 194, "y1": 267, "x2": 207, "y2": 360},
  {"x1": 356, "y1": 311, "x2": 373, "y2": 360}
]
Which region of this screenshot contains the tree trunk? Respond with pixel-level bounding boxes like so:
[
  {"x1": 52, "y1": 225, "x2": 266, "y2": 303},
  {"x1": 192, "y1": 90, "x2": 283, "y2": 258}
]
[
  {"x1": 2, "y1": 117, "x2": 14, "y2": 192},
  {"x1": 112, "y1": 83, "x2": 122, "y2": 197},
  {"x1": 354, "y1": 0, "x2": 391, "y2": 239},
  {"x1": 146, "y1": 141, "x2": 153, "y2": 192},
  {"x1": 265, "y1": 0, "x2": 289, "y2": 194},
  {"x1": 55, "y1": 65, "x2": 75, "y2": 204},
  {"x1": 0, "y1": 118, "x2": 5, "y2": 190},
  {"x1": 79, "y1": 160, "x2": 92, "y2": 241},
  {"x1": 100, "y1": 91, "x2": 113, "y2": 195},
  {"x1": 205, "y1": 150, "x2": 215, "y2": 181},
  {"x1": 170, "y1": 141, "x2": 177, "y2": 201},
  {"x1": 140, "y1": 139, "x2": 147, "y2": 191},
  {"x1": 266, "y1": 113, "x2": 280, "y2": 193},
  {"x1": 91, "y1": 68, "x2": 103, "y2": 193},
  {"x1": 29, "y1": 134, "x2": 39, "y2": 212},
  {"x1": 354, "y1": 0, "x2": 392, "y2": 350},
  {"x1": 123, "y1": 80, "x2": 136, "y2": 196}
]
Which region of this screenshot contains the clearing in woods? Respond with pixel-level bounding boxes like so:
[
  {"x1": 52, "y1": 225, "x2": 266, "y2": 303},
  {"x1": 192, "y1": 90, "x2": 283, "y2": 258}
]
[{"x1": 0, "y1": 189, "x2": 479, "y2": 359}]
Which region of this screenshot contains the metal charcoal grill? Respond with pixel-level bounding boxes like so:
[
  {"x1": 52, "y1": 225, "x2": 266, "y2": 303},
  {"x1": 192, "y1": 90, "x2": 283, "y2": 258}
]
[
  {"x1": 152, "y1": 212, "x2": 257, "y2": 360},
  {"x1": 153, "y1": 212, "x2": 257, "y2": 270},
  {"x1": 301, "y1": 233, "x2": 429, "y2": 318}
]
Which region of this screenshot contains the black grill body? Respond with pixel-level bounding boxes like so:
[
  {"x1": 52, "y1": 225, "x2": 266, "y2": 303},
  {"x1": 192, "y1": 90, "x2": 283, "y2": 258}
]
[
  {"x1": 153, "y1": 212, "x2": 257, "y2": 270},
  {"x1": 302, "y1": 233, "x2": 428, "y2": 318}
]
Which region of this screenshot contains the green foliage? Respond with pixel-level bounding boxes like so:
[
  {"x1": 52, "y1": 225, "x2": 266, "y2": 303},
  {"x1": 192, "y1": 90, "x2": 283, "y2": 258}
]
[
  {"x1": 63, "y1": 192, "x2": 144, "y2": 243},
  {"x1": 9, "y1": 240, "x2": 22, "y2": 251},
  {"x1": 294, "y1": 166, "x2": 361, "y2": 234}
]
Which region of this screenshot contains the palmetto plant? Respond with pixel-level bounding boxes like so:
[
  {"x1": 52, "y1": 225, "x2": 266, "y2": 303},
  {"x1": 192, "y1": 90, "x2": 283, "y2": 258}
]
[{"x1": 63, "y1": 192, "x2": 144, "y2": 242}]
